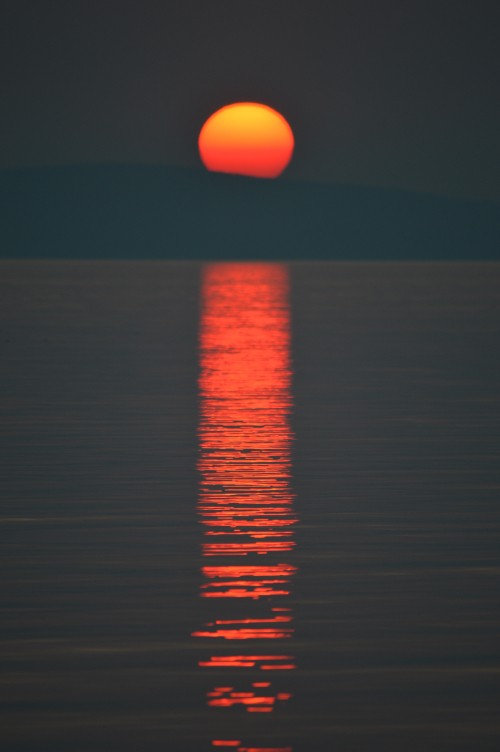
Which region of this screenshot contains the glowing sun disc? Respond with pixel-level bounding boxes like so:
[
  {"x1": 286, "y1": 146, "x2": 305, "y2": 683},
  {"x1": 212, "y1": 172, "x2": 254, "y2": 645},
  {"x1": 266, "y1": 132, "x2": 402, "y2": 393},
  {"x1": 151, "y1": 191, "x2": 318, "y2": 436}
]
[{"x1": 198, "y1": 102, "x2": 294, "y2": 179}]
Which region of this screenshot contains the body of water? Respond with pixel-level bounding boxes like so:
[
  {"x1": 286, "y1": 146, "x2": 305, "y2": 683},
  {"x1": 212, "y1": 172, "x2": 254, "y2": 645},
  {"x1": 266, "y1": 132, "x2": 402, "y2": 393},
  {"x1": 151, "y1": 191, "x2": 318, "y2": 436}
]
[{"x1": 1, "y1": 261, "x2": 499, "y2": 751}]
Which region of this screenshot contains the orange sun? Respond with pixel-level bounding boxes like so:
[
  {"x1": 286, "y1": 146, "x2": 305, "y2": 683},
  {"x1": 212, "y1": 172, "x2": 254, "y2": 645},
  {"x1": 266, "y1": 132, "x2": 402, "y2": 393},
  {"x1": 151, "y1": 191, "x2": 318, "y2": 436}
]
[{"x1": 198, "y1": 102, "x2": 294, "y2": 179}]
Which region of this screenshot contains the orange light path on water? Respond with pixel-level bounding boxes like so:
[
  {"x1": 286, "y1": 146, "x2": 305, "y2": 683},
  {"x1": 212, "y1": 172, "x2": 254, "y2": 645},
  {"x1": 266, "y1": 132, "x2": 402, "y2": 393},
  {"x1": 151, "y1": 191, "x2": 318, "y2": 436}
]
[{"x1": 194, "y1": 263, "x2": 296, "y2": 748}]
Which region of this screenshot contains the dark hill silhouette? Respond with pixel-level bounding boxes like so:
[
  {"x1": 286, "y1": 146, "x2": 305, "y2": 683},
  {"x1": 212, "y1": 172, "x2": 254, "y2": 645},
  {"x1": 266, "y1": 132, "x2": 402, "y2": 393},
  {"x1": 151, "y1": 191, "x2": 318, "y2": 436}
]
[{"x1": 1, "y1": 164, "x2": 499, "y2": 259}]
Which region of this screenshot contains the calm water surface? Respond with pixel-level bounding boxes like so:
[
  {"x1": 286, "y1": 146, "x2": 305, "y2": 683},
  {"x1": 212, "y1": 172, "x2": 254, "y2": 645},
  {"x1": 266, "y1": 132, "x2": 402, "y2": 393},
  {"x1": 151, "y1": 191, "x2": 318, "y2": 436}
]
[{"x1": 1, "y1": 261, "x2": 499, "y2": 751}]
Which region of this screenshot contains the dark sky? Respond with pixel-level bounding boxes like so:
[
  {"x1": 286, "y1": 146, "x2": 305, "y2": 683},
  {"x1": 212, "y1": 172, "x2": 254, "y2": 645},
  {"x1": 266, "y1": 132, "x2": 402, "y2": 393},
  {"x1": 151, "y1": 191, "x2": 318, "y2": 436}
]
[{"x1": 1, "y1": 0, "x2": 499, "y2": 200}]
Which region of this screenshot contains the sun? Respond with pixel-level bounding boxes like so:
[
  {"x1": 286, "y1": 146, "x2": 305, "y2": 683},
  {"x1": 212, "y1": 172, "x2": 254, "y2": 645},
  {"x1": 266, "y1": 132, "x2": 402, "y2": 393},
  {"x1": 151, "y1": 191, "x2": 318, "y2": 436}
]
[{"x1": 198, "y1": 102, "x2": 294, "y2": 179}]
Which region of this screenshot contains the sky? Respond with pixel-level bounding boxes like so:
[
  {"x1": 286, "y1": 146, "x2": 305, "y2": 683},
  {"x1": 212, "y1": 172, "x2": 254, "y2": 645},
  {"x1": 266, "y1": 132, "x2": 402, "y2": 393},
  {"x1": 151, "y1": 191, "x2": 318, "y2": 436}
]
[{"x1": 1, "y1": 0, "x2": 499, "y2": 201}]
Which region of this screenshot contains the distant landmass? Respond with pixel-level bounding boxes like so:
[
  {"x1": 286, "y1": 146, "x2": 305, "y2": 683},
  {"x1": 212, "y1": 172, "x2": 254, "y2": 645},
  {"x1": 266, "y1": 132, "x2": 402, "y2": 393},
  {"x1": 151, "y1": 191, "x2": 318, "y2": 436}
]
[{"x1": 1, "y1": 164, "x2": 499, "y2": 259}]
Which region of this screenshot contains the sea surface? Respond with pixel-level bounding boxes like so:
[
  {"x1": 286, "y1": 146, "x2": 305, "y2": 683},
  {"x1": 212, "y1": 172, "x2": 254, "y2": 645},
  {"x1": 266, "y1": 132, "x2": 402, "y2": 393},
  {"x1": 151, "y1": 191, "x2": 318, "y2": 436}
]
[{"x1": 1, "y1": 261, "x2": 499, "y2": 752}]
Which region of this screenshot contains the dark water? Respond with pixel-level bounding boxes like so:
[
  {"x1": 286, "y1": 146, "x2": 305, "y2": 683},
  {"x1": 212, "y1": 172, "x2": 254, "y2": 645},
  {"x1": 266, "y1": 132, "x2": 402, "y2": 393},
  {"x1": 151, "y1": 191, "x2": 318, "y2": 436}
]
[{"x1": 1, "y1": 261, "x2": 499, "y2": 751}]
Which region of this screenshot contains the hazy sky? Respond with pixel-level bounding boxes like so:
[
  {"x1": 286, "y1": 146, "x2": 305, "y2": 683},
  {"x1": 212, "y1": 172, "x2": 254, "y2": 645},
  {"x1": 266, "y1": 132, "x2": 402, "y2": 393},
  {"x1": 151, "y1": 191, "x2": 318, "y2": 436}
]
[{"x1": 1, "y1": 0, "x2": 499, "y2": 200}]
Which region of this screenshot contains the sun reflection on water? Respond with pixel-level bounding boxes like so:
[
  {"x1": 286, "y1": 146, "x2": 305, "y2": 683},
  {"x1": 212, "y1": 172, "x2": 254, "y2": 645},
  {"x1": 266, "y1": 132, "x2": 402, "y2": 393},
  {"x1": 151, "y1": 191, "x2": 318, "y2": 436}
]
[{"x1": 193, "y1": 263, "x2": 296, "y2": 750}]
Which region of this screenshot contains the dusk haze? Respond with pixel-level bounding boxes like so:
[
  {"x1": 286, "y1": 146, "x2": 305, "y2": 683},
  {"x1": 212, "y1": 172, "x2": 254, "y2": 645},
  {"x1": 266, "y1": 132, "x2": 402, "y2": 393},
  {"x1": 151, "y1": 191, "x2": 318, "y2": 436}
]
[{"x1": 1, "y1": 2, "x2": 499, "y2": 752}]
